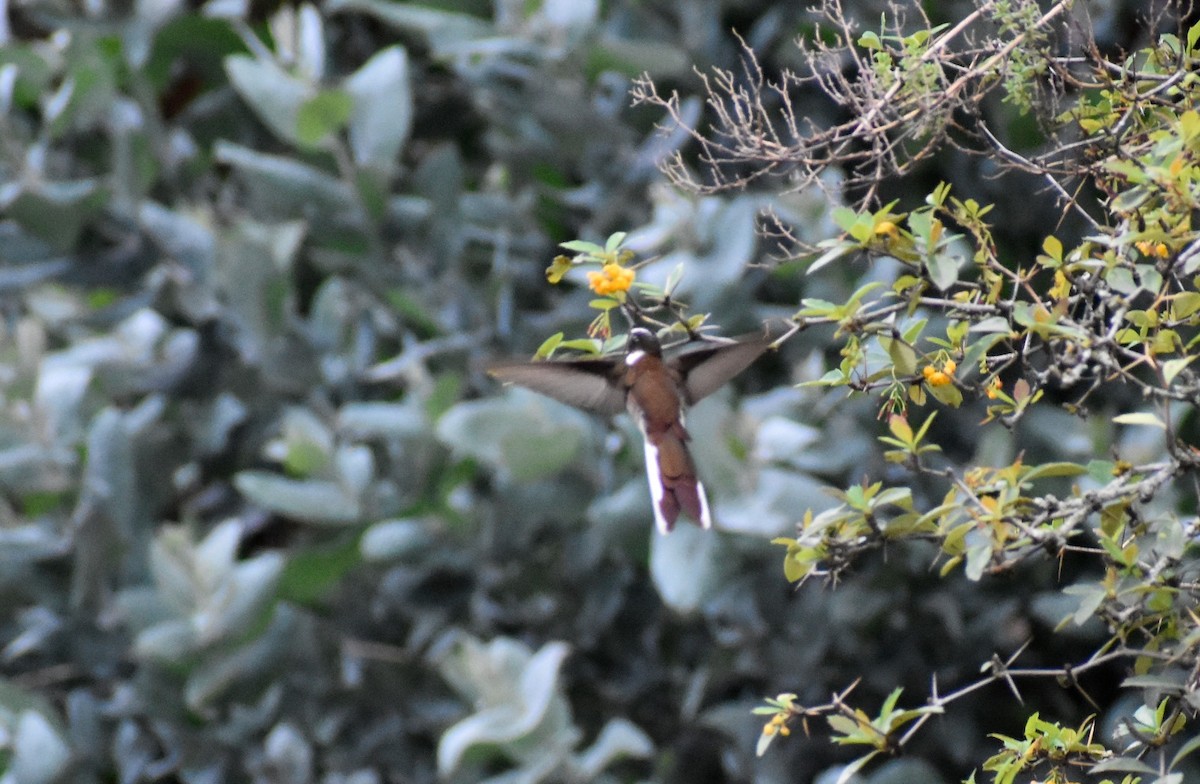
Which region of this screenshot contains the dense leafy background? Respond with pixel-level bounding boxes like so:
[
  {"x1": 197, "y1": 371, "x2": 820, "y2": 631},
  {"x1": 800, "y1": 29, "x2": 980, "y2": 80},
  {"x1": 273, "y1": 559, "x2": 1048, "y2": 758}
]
[{"x1": 0, "y1": 1, "x2": 1185, "y2": 783}]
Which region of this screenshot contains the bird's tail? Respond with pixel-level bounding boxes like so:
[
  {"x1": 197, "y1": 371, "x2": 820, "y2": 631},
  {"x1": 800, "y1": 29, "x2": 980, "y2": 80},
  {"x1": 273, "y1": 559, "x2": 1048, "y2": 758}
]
[{"x1": 643, "y1": 433, "x2": 712, "y2": 534}]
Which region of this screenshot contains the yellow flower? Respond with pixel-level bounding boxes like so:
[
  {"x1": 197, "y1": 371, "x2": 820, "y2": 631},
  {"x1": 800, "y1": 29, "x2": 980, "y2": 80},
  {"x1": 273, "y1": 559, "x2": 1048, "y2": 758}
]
[
  {"x1": 986, "y1": 376, "x2": 1002, "y2": 399},
  {"x1": 762, "y1": 713, "x2": 791, "y2": 737},
  {"x1": 586, "y1": 263, "x2": 635, "y2": 296},
  {"x1": 874, "y1": 220, "x2": 900, "y2": 240},
  {"x1": 1135, "y1": 240, "x2": 1170, "y2": 259},
  {"x1": 923, "y1": 359, "x2": 956, "y2": 387},
  {"x1": 545, "y1": 255, "x2": 573, "y2": 283}
]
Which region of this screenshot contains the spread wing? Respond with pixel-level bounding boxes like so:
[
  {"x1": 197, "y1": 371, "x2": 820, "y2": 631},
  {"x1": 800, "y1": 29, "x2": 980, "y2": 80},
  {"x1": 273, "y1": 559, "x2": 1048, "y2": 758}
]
[
  {"x1": 488, "y1": 360, "x2": 626, "y2": 415},
  {"x1": 672, "y1": 331, "x2": 774, "y2": 404}
]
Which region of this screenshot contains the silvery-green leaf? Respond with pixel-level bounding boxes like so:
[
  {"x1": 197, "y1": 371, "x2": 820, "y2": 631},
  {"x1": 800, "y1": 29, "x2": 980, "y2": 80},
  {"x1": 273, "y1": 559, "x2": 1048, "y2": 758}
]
[
  {"x1": 202, "y1": 0, "x2": 245, "y2": 16},
  {"x1": 268, "y1": 407, "x2": 334, "y2": 476},
  {"x1": 34, "y1": 355, "x2": 93, "y2": 444},
  {"x1": 573, "y1": 718, "x2": 653, "y2": 779},
  {"x1": 234, "y1": 471, "x2": 362, "y2": 525},
  {"x1": 195, "y1": 393, "x2": 248, "y2": 455},
  {"x1": 134, "y1": 618, "x2": 198, "y2": 660},
  {"x1": 1113, "y1": 411, "x2": 1166, "y2": 429},
  {"x1": 9, "y1": 710, "x2": 70, "y2": 784},
  {"x1": 753, "y1": 416, "x2": 821, "y2": 465},
  {"x1": 334, "y1": 444, "x2": 374, "y2": 495},
  {"x1": 585, "y1": 478, "x2": 653, "y2": 532},
  {"x1": 151, "y1": 525, "x2": 202, "y2": 613},
  {"x1": 263, "y1": 722, "x2": 314, "y2": 784},
  {"x1": 436, "y1": 710, "x2": 517, "y2": 777},
  {"x1": 112, "y1": 586, "x2": 172, "y2": 633},
  {"x1": 215, "y1": 219, "x2": 300, "y2": 358},
  {"x1": 214, "y1": 142, "x2": 355, "y2": 221},
  {"x1": 514, "y1": 641, "x2": 573, "y2": 731},
  {"x1": 193, "y1": 519, "x2": 242, "y2": 588},
  {"x1": 540, "y1": 0, "x2": 598, "y2": 32},
  {"x1": 715, "y1": 468, "x2": 836, "y2": 538},
  {"x1": 697, "y1": 196, "x2": 757, "y2": 289},
  {"x1": 81, "y1": 407, "x2": 138, "y2": 537},
  {"x1": 436, "y1": 389, "x2": 593, "y2": 483},
  {"x1": 587, "y1": 35, "x2": 690, "y2": 79},
  {"x1": 964, "y1": 534, "x2": 992, "y2": 582},
  {"x1": 325, "y1": 0, "x2": 490, "y2": 57},
  {"x1": 224, "y1": 55, "x2": 311, "y2": 147},
  {"x1": 925, "y1": 249, "x2": 962, "y2": 291},
  {"x1": 435, "y1": 635, "x2": 528, "y2": 704},
  {"x1": 0, "y1": 517, "x2": 69, "y2": 562},
  {"x1": 435, "y1": 639, "x2": 574, "y2": 777},
  {"x1": 338, "y1": 401, "x2": 427, "y2": 439},
  {"x1": 139, "y1": 200, "x2": 216, "y2": 276},
  {"x1": 2, "y1": 607, "x2": 62, "y2": 661},
  {"x1": 650, "y1": 524, "x2": 723, "y2": 614},
  {"x1": 184, "y1": 605, "x2": 295, "y2": 711},
  {"x1": 344, "y1": 46, "x2": 411, "y2": 174},
  {"x1": 306, "y1": 276, "x2": 352, "y2": 348},
  {"x1": 295, "y1": 4, "x2": 326, "y2": 82},
  {"x1": 5, "y1": 179, "x2": 104, "y2": 251},
  {"x1": 360, "y1": 518, "x2": 430, "y2": 561}
]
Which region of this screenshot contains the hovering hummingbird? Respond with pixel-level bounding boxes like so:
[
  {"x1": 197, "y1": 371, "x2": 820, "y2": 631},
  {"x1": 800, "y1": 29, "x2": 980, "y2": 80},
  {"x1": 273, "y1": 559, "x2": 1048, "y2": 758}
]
[{"x1": 488, "y1": 327, "x2": 775, "y2": 534}]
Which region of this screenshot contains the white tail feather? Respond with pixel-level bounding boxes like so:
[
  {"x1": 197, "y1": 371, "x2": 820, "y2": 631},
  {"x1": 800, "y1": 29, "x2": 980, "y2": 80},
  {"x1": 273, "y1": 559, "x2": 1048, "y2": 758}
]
[
  {"x1": 642, "y1": 439, "x2": 671, "y2": 535},
  {"x1": 696, "y1": 478, "x2": 712, "y2": 529}
]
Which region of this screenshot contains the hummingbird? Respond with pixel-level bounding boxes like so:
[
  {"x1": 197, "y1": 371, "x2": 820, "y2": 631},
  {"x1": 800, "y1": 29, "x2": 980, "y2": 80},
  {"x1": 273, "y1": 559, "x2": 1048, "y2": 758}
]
[{"x1": 488, "y1": 326, "x2": 774, "y2": 534}]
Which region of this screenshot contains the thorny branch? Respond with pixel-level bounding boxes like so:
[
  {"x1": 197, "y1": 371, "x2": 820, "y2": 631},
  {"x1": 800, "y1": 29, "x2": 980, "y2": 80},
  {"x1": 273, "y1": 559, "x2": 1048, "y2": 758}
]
[{"x1": 632, "y1": 0, "x2": 1076, "y2": 200}]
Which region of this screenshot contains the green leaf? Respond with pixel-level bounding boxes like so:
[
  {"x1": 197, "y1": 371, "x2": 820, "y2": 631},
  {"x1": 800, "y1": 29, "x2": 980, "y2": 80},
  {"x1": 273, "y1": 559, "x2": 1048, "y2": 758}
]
[
  {"x1": 535, "y1": 332, "x2": 564, "y2": 359},
  {"x1": 1171, "y1": 732, "x2": 1200, "y2": 768},
  {"x1": 1089, "y1": 756, "x2": 1158, "y2": 775},
  {"x1": 280, "y1": 538, "x2": 362, "y2": 604},
  {"x1": 559, "y1": 339, "x2": 602, "y2": 354},
  {"x1": 964, "y1": 540, "x2": 992, "y2": 581},
  {"x1": 968, "y1": 316, "x2": 1014, "y2": 334},
  {"x1": 296, "y1": 89, "x2": 354, "y2": 147},
  {"x1": 1162, "y1": 356, "x2": 1194, "y2": 385},
  {"x1": 834, "y1": 750, "x2": 881, "y2": 784},
  {"x1": 808, "y1": 239, "x2": 857, "y2": 274},
  {"x1": 1022, "y1": 462, "x2": 1088, "y2": 480},
  {"x1": 858, "y1": 31, "x2": 882, "y2": 50},
  {"x1": 560, "y1": 239, "x2": 605, "y2": 254},
  {"x1": 880, "y1": 335, "x2": 917, "y2": 376},
  {"x1": 1112, "y1": 412, "x2": 1165, "y2": 429},
  {"x1": 924, "y1": 250, "x2": 961, "y2": 290},
  {"x1": 831, "y1": 206, "x2": 859, "y2": 231},
  {"x1": 927, "y1": 381, "x2": 963, "y2": 408},
  {"x1": 1041, "y1": 235, "x2": 1063, "y2": 264}
]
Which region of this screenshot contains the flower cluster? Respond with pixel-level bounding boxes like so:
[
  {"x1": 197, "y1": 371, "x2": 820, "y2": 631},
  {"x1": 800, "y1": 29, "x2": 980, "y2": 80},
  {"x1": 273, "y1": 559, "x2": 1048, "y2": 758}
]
[
  {"x1": 586, "y1": 263, "x2": 635, "y2": 296},
  {"x1": 761, "y1": 712, "x2": 792, "y2": 738},
  {"x1": 1135, "y1": 240, "x2": 1170, "y2": 258},
  {"x1": 922, "y1": 359, "x2": 956, "y2": 387}
]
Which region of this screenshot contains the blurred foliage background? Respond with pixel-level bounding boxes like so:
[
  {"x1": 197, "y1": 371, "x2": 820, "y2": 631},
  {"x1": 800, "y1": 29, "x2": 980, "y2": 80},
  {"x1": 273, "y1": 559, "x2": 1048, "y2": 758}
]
[{"x1": 0, "y1": 0, "x2": 1191, "y2": 783}]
